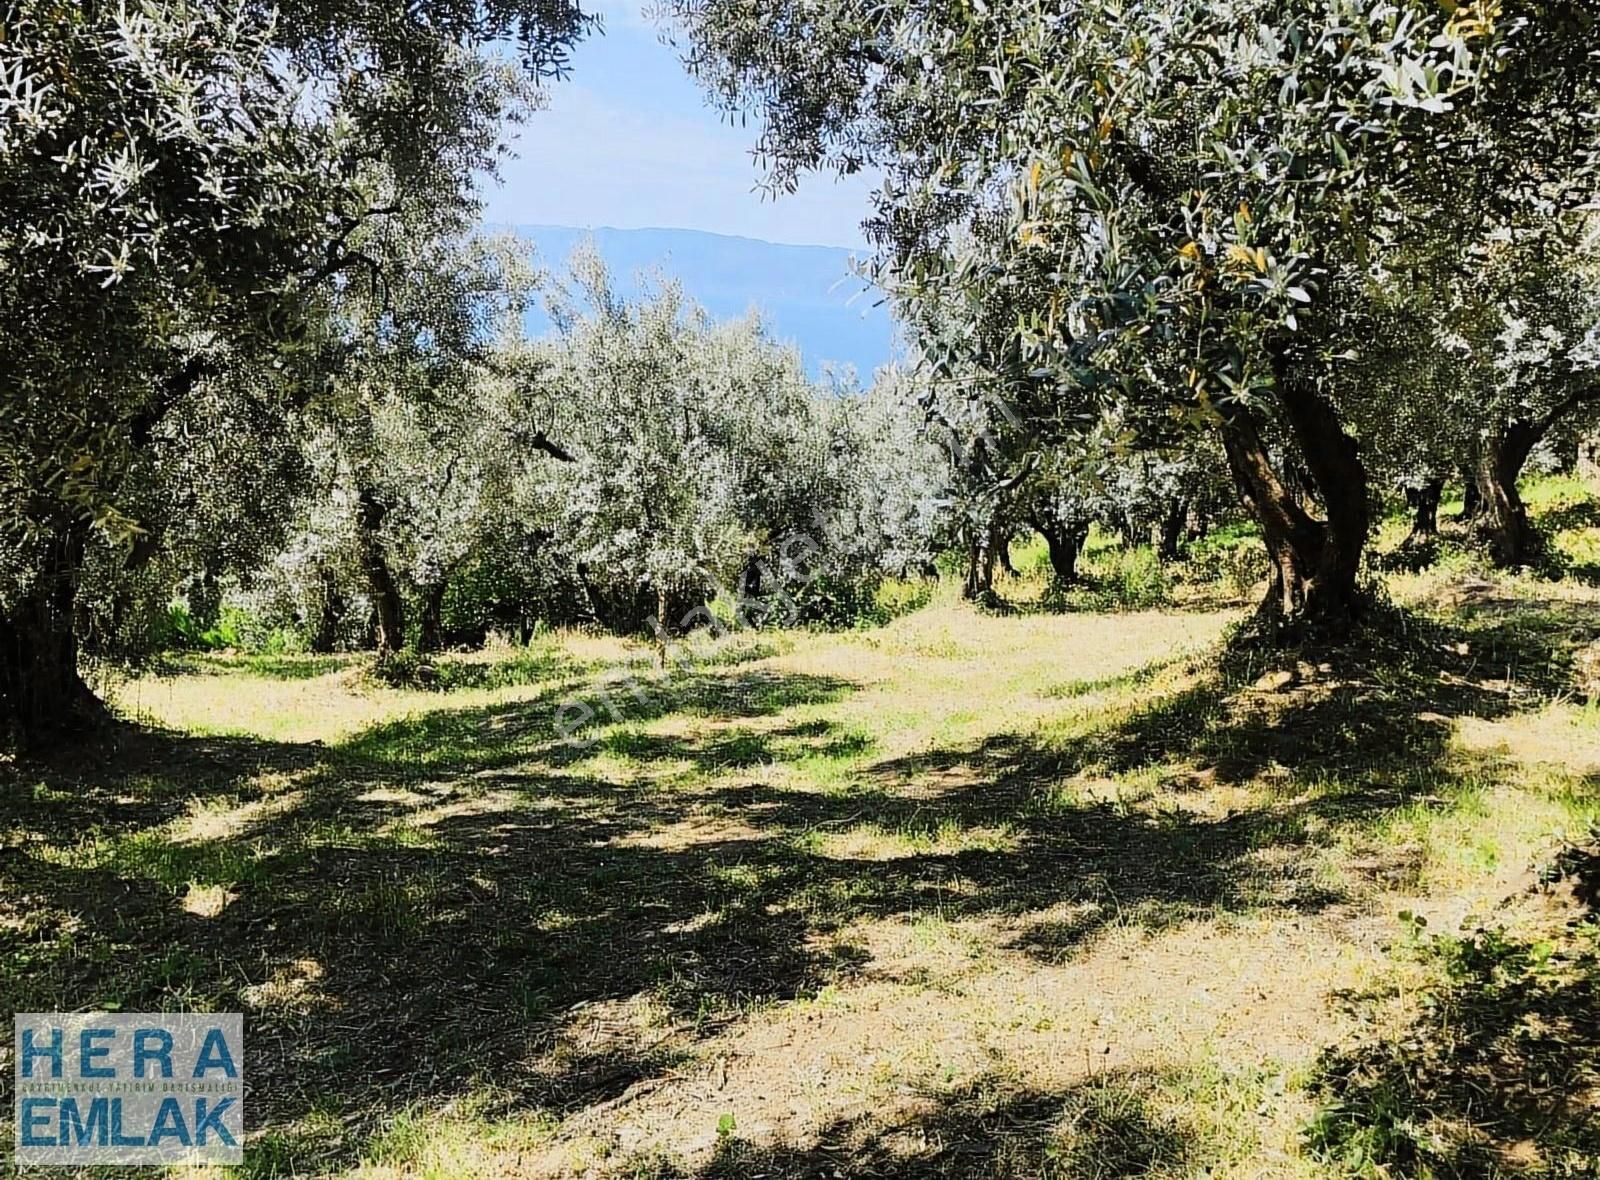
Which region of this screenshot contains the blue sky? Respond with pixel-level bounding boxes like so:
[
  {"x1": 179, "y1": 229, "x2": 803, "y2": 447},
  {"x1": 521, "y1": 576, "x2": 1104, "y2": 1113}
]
[{"x1": 478, "y1": 1, "x2": 878, "y2": 248}]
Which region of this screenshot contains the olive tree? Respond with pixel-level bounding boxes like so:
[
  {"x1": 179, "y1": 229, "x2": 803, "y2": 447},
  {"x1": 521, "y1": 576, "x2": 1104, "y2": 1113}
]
[
  {"x1": 0, "y1": 0, "x2": 590, "y2": 744},
  {"x1": 666, "y1": 0, "x2": 1600, "y2": 633},
  {"x1": 1344, "y1": 218, "x2": 1600, "y2": 564},
  {"x1": 313, "y1": 228, "x2": 565, "y2": 657},
  {"x1": 837, "y1": 367, "x2": 949, "y2": 581},
  {"x1": 1452, "y1": 231, "x2": 1600, "y2": 566},
  {"x1": 520, "y1": 251, "x2": 944, "y2": 633},
  {"x1": 529, "y1": 253, "x2": 801, "y2": 632}
]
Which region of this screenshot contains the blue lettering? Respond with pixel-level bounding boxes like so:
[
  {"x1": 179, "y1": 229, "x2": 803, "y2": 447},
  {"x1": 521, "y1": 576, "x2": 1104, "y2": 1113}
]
[
  {"x1": 79, "y1": 1027, "x2": 115, "y2": 1078},
  {"x1": 147, "y1": 1097, "x2": 191, "y2": 1148},
  {"x1": 109, "y1": 1097, "x2": 145, "y2": 1148},
  {"x1": 20, "y1": 1026, "x2": 63, "y2": 1079},
  {"x1": 133, "y1": 1028, "x2": 173, "y2": 1078},
  {"x1": 193, "y1": 1097, "x2": 237, "y2": 1146},
  {"x1": 59, "y1": 1097, "x2": 109, "y2": 1147},
  {"x1": 192, "y1": 1028, "x2": 237, "y2": 1078},
  {"x1": 19, "y1": 1098, "x2": 55, "y2": 1147}
]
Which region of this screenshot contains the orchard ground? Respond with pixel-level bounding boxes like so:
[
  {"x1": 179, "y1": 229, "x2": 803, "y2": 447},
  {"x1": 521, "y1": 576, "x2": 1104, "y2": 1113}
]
[{"x1": 3, "y1": 479, "x2": 1599, "y2": 1179}]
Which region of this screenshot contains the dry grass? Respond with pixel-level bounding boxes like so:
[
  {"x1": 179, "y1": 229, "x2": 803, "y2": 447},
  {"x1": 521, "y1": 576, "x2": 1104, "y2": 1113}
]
[{"x1": 2, "y1": 558, "x2": 1598, "y2": 1178}]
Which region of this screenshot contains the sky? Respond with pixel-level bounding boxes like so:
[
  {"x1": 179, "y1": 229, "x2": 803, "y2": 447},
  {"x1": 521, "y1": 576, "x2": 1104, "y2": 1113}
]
[{"x1": 476, "y1": 1, "x2": 878, "y2": 248}]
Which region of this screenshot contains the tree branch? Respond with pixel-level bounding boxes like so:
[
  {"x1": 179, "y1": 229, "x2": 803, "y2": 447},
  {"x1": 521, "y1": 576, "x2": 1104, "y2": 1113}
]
[
  {"x1": 1533, "y1": 378, "x2": 1600, "y2": 440},
  {"x1": 527, "y1": 430, "x2": 576, "y2": 463},
  {"x1": 129, "y1": 354, "x2": 220, "y2": 448}
]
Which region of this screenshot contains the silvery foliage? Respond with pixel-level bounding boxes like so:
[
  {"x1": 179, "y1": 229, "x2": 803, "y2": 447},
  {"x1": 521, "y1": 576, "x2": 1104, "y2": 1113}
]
[
  {"x1": 244, "y1": 247, "x2": 949, "y2": 645},
  {"x1": 1099, "y1": 437, "x2": 1232, "y2": 536},
  {"x1": 523, "y1": 249, "x2": 935, "y2": 620},
  {"x1": 239, "y1": 443, "x2": 369, "y2": 649},
  {"x1": 667, "y1": 0, "x2": 1599, "y2": 547},
  {"x1": 838, "y1": 367, "x2": 949, "y2": 578},
  {"x1": 1473, "y1": 239, "x2": 1600, "y2": 439},
  {"x1": 527, "y1": 250, "x2": 760, "y2": 606},
  {"x1": 0, "y1": 0, "x2": 585, "y2": 634},
  {"x1": 1347, "y1": 219, "x2": 1600, "y2": 492},
  {"x1": 333, "y1": 231, "x2": 537, "y2": 590},
  {"x1": 241, "y1": 230, "x2": 542, "y2": 642},
  {"x1": 73, "y1": 359, "x2": 314, "y2": 659},
  {"x1": 895, "y1": 243, "x2": 1220, "y2": 562}
]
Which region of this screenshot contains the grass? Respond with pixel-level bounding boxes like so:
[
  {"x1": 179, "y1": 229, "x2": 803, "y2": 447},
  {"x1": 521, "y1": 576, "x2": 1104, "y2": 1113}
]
[
  {"x1": 1305, "y1": 852, "x2": 1600, "y2": 1178},
  {"x1": 4, "y1": 491, "x2": 1600, "y2": 1178}
]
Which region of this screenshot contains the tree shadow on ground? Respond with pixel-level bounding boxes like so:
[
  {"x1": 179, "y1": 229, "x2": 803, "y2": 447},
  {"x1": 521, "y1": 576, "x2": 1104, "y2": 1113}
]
[
  {"x1": 978, "y1": 581, "x2": 1247, "y2": 619},
  {"x1": 0, "y1": 726, "x2": 325, "y2": 840},
  {"x1": 1045, "y1": 590, "x2": 1600, "y2": 785},
  {"x1": 667, "y1": 1069, "x2": 1201, "y2": 1179},
  {"x1": 0, "y1": 666, "x2": 868, "y2": 1161},
  {"x1": 2, "y1": 595, "x2": 1594, "y2": 1172},
  {"x1": 328, "y1": 665, "x2": 854, "y2": 777},
  {"x1": 1534, "y1": 496, "x2": 1600, "y2": 535},
  {"x1": 863, "y1": 594, "x2": 1600, "y2": 958},
  {"x1": 150, "y1": 652, "x2": 359, "y2": 681},
  {"x1": 1306, "y1": 836, "x2": 1600, "y2": 1179}
]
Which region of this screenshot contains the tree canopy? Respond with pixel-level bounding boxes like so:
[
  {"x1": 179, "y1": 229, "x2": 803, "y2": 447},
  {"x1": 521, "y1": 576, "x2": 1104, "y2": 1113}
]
[
  {"x1": 0, "y1": 0, "x2": 593, "y2": 741},
  {"x1": 665, "y1": 0, "x2": 1600, "y2": 628}
]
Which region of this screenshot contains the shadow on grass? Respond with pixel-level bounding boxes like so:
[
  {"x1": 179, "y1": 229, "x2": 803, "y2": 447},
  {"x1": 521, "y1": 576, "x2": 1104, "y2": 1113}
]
[
  {"x1": 595, "y1": 717, "x2": 873, "y2": 774},
  {"x1": 1568, "y1": 561, "x2": 1600, "y2": 587},
  {"x1": 1534, "y1": 496, "x2": 1600, "y2": 535},
  {"x1": 335, "y1": 666, "x2": 854, "y2": 777},
  {"x1": 977, "y1": 579, "x2": 1245, "y2": 619},
  {"x1": 0, "y1": 665, "x2": 866, "y2": 1162},
  {"x1": 1306, "y1": 837, "x2": 1600, "y2": 1178},
  {"x1": 1, "y1": 592, "x2": 1595, "y2": 1172},
  {"x1": 676, "y1": 1070, "x2": 1200, "y2": 1179},
  {"x1": 151, "y1": 652, "x2": 357, "y2": 680},
  {"x1": 1044, "y1": 589, "x2": 1600, "y2": 786},
  {"x1": 403, "y1": 647, "x2": 598, "y2": 692}
]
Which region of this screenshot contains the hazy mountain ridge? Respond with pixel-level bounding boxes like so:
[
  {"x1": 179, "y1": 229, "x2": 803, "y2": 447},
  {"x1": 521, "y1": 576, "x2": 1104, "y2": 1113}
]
[{"x1": 503, "y1": 224, "x2": 896, "y2": 379}]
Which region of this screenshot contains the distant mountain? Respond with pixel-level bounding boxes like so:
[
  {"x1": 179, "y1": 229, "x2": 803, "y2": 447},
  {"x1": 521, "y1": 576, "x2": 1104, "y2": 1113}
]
[{"x1": 502, "y1": 224, "x2": 897, "y2": 380}]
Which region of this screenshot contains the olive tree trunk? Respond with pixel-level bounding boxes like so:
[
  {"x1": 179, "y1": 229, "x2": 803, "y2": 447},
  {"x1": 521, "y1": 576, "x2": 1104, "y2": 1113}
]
[
  {"x1": 1030, "y1": 515, "x2": 1090, "y2": 585},
  {"x1": 1218, "y1": 378, "x2": 1369, "y2": 636},
  {"x1": 1473, "y1": 386, "x2": 1600, "y2": 566},
  {"x1": 1157, "y1": 498, "x2": 1189, "y2": 561},
  {"x1": 996, "y1": 528, "x2": 1020, "y2": 577},
  {"x1": 308, "y1": 565, "x2": 344, "y2": 654},
  {"x1": 417, "y1": 581, "x2": 448, "y2": 654},
  {"x1": 1471, "y1": 422, "x2": 1545, "y2": 567},
  {"x1": 356, "y1": 488, "x2": 406, "y2": 658},
  {"x1": 1454, "y1": 466, "x2": 1481, "y2": 523},
  {"x1": 1404, "y1": 476, "x2": 1445, "y2": 545},
  {"x1": 962, "y1": 520, "x2": 1002, "y2": 599},
  {"x1": 0, "y1": 527, "x2": 109, "y2": 749}
]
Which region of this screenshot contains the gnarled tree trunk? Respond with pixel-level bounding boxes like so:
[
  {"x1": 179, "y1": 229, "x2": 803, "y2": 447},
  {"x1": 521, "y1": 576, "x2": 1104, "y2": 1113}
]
[
  {"x1": 1218, "y1": 376, "x2": 1369, "y2": 636},
  {"x1": 1454, "y1": 466, "x2": 1481, "y2": 523},
  {"x1": 0, "y1": 526, "x2": 108, "y2": 749},
  {"x1": 1403, "y1": 476, "x2": 1445, "y2": 545},
  {"x1": 1157, "y1": 498, "x2": 1188, "y2": 561},
  {"x1": 417, "y1": 581, "x2": 448, "y2": 654},
  {"x1": 1031, "y1": 516, "x2": 1090, "y2": 585},
  {"x1": 1473, "y1": 422, "x2": 1541, "y2": 568},
  {"x1": 356, "y1": 488, "x2": 406, "y2": 659},
  {"x1": 962, "y1": 520, "x2": 1002, "y2": 599},
  {"x1": 1472, "y1": 384, "x2": 1600, "y2": 566},
  {"x1": 996, "y1": 528, "x2": 1020, "y2": 577},
  {"x1": 308, "y1": 565, "x2": 343, "y2": 654}
]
